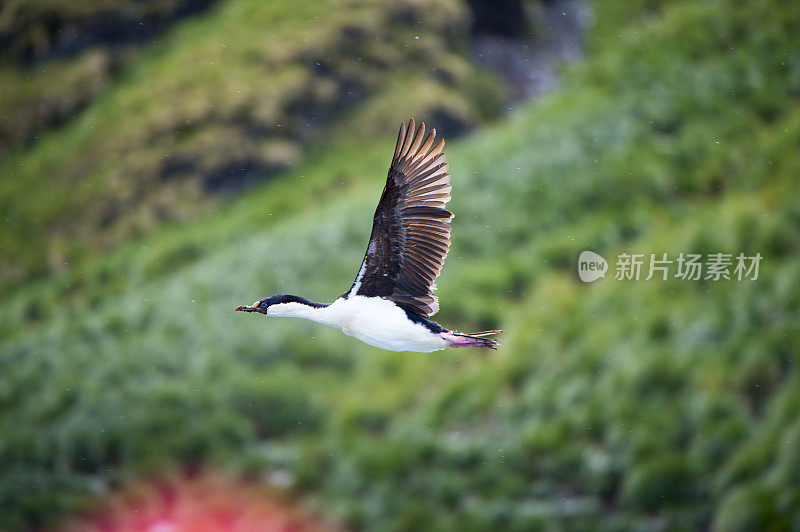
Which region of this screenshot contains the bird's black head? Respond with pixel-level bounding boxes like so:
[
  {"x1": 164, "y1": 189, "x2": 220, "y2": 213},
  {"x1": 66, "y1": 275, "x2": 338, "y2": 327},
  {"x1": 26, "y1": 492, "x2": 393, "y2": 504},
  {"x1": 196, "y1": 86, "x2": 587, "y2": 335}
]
[
  {"x1": 235, "y1": 294, "x2": 325, "y2": 315},
  {"x1": 236, "y1": 295, "x2": 288, "y2": 315}
]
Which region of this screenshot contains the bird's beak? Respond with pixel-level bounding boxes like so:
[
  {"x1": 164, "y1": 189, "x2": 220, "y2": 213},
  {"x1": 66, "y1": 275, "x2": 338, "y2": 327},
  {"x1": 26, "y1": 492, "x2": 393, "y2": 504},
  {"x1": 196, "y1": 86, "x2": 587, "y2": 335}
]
[{"x1": 235, "y1": 304, "x2": 258, "y2": 312}]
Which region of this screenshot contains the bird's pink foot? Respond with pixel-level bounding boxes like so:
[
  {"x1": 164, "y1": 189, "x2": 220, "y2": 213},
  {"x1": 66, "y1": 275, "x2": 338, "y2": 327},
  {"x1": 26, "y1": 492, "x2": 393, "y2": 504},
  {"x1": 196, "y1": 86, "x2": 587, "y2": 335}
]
[{"x1": 440, "y1": 332, "x2": 498, "y2": 349}]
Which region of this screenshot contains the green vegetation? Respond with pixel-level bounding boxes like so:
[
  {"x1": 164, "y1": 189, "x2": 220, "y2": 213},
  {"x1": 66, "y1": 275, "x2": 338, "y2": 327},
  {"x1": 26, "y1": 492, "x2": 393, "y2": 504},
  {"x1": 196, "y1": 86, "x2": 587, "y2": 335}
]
[
  {"x1": 1, "y1": 0, "x2": 799, "y2": 530},
  {"x1": 0, "y1": 0, "x2": 219, "y2": 158},
  {"x1": 0, "y1": 0, "x2": 500, "y2": 292}
]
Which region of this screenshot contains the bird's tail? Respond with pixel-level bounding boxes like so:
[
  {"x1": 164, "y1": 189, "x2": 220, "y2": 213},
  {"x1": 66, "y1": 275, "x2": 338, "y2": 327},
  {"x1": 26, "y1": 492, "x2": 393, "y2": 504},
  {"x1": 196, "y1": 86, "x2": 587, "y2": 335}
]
[{"x1": 444, "y1": 330, "x2": 502, "y2": 350}]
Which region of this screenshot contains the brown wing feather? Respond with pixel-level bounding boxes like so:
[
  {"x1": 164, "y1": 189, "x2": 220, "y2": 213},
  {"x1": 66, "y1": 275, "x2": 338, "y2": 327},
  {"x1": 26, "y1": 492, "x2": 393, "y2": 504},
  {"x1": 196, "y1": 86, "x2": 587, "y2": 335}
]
[{"x1": 346, "y1": 118, "x2": 453, "y2": 317}]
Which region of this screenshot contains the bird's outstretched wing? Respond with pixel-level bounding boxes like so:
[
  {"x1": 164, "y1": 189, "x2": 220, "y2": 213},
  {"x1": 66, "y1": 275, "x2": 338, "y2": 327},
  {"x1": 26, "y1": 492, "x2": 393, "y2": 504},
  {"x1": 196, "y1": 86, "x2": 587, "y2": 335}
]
[{"x1": 345, "y1": 118, "x2": 453, "y2": 317}]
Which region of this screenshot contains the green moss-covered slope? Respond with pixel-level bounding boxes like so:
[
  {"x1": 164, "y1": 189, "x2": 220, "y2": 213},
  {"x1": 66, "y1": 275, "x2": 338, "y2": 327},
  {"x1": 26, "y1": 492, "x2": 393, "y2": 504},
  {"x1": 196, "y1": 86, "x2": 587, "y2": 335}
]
[{"x1": 0, "y1": 0, "x2": 500, "y2": 292}]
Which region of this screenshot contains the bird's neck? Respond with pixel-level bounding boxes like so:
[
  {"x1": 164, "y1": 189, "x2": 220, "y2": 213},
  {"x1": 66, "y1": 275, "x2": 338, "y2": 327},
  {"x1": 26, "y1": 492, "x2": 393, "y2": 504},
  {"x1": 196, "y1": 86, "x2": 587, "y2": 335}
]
[{"x1": 268, "y1": 299, "x2": 335, "y2": 327}]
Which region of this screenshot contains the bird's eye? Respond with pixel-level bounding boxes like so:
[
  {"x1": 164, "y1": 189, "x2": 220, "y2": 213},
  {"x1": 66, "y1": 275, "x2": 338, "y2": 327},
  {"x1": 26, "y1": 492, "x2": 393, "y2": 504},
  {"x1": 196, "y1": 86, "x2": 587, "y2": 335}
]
[{"x1": 261, "y1": 302, "x2": 268, "y2": 308}]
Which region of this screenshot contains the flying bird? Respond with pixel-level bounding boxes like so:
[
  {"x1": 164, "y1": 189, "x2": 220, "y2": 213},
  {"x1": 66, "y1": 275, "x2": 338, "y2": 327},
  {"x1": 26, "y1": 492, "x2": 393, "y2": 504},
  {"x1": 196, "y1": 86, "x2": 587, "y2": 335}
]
[{"x1": 236, "y1": 119, "x2": 500, "y2": 352}]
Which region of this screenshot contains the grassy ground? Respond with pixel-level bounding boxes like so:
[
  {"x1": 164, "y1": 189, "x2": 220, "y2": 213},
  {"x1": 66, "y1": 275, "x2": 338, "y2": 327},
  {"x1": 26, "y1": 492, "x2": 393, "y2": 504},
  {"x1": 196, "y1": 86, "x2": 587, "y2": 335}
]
[
  {"x1": 1, "y1": 0, "x2": 799, "y2": 529},
  {"x1": 0, "y1": 0, "x2": 219, "y2": 158},
  {"x1": 0, "y1": 0, "x2": 500, "y2": 293}
]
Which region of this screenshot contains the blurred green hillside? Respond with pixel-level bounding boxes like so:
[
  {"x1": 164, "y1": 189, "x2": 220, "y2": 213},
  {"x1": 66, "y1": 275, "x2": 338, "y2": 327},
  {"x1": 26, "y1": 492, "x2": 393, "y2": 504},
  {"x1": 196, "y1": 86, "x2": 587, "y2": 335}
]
[
  {"x1": 0, "y1": 0, "x2": 500, "y2": 293},
  {"x1": 0, "y1": 0, "x2": 218, "y2": 158},
  {"x1": 2, "y1": 0, "x2": 800, "y2": 530}
]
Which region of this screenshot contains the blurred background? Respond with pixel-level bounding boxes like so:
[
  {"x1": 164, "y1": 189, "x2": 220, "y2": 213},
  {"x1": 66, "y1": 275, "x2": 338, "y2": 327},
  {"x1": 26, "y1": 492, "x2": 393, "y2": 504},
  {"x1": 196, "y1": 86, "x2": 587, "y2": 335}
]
[{"x1": 1, "y1": 0, "x2": 798, "y2": 530}]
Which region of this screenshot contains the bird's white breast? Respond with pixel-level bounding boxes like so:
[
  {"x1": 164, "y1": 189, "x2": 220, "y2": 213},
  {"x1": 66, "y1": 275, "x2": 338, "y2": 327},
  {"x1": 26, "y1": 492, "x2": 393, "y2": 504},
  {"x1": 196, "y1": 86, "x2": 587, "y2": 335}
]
[{"x1": 323, "y1": 296, "x2": 448, "y2": 353}]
